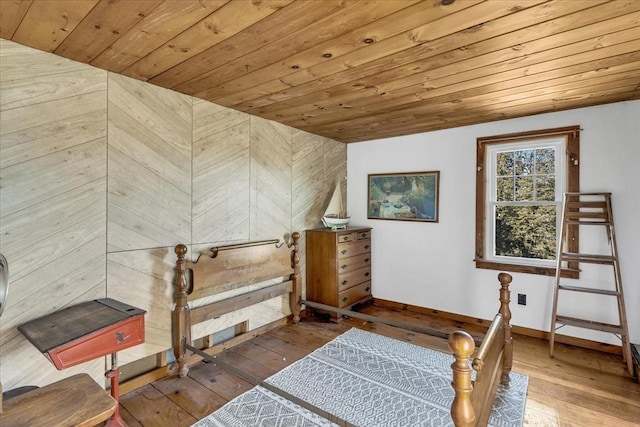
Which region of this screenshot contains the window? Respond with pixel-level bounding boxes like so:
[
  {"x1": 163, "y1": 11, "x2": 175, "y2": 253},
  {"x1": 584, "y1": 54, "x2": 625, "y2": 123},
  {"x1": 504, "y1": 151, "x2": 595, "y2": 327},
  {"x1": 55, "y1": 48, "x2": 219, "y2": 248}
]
[{"x1": 475, "y1": 126, "x2": 580, "y2": 278}]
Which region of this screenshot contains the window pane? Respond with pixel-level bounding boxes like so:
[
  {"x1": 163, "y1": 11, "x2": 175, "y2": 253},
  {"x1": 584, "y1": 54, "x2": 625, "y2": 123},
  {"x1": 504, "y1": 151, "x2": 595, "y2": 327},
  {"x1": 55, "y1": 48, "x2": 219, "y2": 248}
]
[
  {"x1": 496, "y1": 152, "x2": 514, "y2": 176},
  {"x1": 515, "y1": 150, "x2": 534, "y2": 175},
  {"x1": 536, "y1": 175, "x2": 555, "y2": 201},
  {"x1": 535, "y1": 148, "x2": 555, "y2": 174},
  {"x1": 495, "y1": 205, "x2": 556, "y2": 260},
  {"x1": 496, "y1": 177, "x2": 514, "y2": 201},
  {"x1": 515, "y1": 176, "x2": 533, "y2": 201}
]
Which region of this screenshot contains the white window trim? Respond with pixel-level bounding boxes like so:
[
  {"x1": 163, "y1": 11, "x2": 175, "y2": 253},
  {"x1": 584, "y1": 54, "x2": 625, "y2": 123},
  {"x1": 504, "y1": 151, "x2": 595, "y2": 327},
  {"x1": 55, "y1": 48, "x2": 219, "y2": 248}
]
[{"x1": 484, "y1": 137, "x2": 566, "y2": 268}]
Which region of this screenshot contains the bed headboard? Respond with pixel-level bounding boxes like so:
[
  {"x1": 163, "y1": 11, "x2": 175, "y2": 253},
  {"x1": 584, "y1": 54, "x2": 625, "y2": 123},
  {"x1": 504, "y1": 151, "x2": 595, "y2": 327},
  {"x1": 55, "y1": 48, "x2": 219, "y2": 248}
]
[{"x1": 173, "y1": 232, "x2": 300, "y2": 377}]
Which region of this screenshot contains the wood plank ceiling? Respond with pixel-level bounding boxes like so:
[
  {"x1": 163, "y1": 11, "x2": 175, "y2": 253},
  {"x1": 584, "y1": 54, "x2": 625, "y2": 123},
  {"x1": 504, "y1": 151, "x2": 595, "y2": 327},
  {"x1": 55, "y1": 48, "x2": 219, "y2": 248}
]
[{"x1": 1, "y1": 0, "x2": 639, "y2": 143}]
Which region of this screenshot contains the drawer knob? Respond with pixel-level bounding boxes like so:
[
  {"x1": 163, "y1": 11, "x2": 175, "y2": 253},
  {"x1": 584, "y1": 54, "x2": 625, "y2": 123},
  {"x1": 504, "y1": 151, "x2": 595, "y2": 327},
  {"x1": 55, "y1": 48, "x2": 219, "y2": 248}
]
[
  {"x1": 364, "y1": 245, "x2": 370, "y2": 249},
  {"x1": 365, "y1": 287, "x2": 370, "y2": 292},
  {"x1": 341, "y1": 249, "x2": 348, "y2": 255},
  {"x1": 115, "y1": 331, "x2": 131, "y2": 344},
  {"x1": 342, "y1": 236, "x2": 349, "y2": 241},
  {"x1": 341, "y1": 280, "x2": 348, "y2": 286},
  {"x1": 364, "y1": 272, "x2": 370, "y2": 277},
  {"x1": 342, "y1": 297, "x2": 348, "y2": 302},
  {"x1": 340, "y1": 264, "x2": 348, "y2": 269},
  {"x1": 365, "y1": 258, "x2": 370, "y2": 262}
]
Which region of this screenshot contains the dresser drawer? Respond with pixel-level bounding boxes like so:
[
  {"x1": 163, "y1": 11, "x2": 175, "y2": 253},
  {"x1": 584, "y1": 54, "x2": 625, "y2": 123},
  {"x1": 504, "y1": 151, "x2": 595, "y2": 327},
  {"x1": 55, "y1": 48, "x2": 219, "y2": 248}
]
[
  {"x1": 337, "y1": 252, "x2": 371, "y2": 274},
  {"x1": 356, "y1": 230, "x2": 370, "y2": 240},
  {"x1": 338, "y1": 266, "x2": 371, "y2": 290},
  {"x1": 338, "y1": 281, "x2": 372, "y2": 308},
  {"x1": 337, "y1": 240, "x2": 371, "y2": 259},
  {"x1": 336, "y1": 231, "x2": 356, "y2": 243}
]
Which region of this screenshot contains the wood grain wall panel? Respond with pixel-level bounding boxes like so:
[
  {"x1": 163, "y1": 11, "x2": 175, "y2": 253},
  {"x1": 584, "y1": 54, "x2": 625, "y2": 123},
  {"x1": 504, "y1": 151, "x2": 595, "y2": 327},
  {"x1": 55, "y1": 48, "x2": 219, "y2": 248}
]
[
  {"x1": 1, "y1": 180, "x2": 107, "y2": 282},
  {"x1": 0, "y1": 40, "x2": 348, "y2": 389},
  {"x1": 323, "y1": 137, "x2": 347, "y2": 211},
  {"x1": 249, "y1": 116, "x2": 292, "y2": 241},
  {"x1": 192, "y1": 100, "x2": 250, "y2": 243},
  {"x1": 0, "y1": 40, "x2": 108, "y2": 390},
  {"x1": 0, "y1": 38, "x2": 94, "y2": 81},
  {"x1": 291, "y1": 130, "x2": 326, "y2": 300},
  {"x1": 0, "y1": 68, "x2": 106, "y2": 110},
  {"x1": 292, "y1": 130, "x2": 325, "y2": 231},
  {"x1": 107, "y1": 248, "x2": 176, "y2": 365},
  {"x1": 107, "y1": 73, "x2": 192, "y2": 252},
  {"x1": 0, "y1": 139, "x2": 106, "y2": 218}
]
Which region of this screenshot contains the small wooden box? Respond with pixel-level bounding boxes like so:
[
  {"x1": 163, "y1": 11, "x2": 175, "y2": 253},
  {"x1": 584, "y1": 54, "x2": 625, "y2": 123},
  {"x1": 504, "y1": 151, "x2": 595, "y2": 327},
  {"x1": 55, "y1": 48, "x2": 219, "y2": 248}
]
[{"x1": 18, "y1": 298, "x2": 145, "y2": 370}]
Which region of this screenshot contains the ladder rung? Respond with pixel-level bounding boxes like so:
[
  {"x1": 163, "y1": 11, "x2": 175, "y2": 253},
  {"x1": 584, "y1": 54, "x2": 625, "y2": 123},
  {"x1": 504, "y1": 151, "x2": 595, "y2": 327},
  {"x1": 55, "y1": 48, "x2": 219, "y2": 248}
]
[
  {"x1": 564, "y1": 192, "x2": 611, "y2": 196},
  {"x1": 566, "y1": 212, "x2": 608, "y2": 220},
  {"x1": 566, "y1": 201, "x2": 607, "y2": 209},
  {"x1": 564, "y1": 220, "x2": 612, "y2": 226},
  {"x1": 555, "y1": 315, "x2": 624, "y2": 335},
  {"x1": 558, "y1": 285, "x2": 619, "y2": 296},
  {"x1": 560, "y1": 253, "x2": 616, "y2": 264}
]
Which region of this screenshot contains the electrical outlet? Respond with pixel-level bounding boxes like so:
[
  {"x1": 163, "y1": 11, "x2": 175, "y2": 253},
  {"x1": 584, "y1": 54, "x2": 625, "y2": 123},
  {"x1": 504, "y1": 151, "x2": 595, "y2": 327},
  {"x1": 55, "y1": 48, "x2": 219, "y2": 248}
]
[{"x1": 517, "y1": 293, "x2": 526, "y2": 305}]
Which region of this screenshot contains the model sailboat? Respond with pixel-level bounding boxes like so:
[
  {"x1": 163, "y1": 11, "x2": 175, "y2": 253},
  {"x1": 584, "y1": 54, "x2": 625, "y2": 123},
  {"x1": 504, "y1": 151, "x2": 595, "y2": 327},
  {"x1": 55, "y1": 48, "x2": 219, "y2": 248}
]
[{"x1": 322, "y1": 181, "x2": 350, "y2": 229}]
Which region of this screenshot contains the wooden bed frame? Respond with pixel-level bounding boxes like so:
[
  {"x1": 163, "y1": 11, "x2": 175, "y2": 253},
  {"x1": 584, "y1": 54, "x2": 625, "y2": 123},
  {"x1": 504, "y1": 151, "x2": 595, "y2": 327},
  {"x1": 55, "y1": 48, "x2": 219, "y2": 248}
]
[
  {"x1": 172, "y1": 236, "x2": 513, "y2": 427},
  {"x1": 448, "y1": 272, "x2": 513, "y2": 427},
  {"x1": 172, "y1": 232, "x2": 301, "y2": 378}
]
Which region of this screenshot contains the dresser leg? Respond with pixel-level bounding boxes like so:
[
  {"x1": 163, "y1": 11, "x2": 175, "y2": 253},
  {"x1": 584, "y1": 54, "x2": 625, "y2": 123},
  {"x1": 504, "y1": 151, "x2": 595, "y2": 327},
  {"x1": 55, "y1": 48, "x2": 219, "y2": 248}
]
[{"x1": 105, "y1": 352, "x2": 127, "y2": 427}]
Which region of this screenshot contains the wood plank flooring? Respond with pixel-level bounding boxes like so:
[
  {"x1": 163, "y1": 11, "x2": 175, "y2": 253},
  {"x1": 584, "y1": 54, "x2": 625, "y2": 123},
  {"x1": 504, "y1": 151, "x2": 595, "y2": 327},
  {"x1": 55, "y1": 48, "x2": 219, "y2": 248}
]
[{"x1": 117, "y1": 304, "x2": 640, "y2": 426}]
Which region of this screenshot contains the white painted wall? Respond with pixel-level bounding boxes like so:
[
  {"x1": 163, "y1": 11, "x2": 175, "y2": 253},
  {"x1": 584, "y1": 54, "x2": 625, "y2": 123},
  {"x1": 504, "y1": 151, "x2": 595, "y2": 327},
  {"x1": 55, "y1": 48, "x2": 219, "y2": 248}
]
[{"x1": 347, "y1": 100, "x2": 639, "y2": 344}]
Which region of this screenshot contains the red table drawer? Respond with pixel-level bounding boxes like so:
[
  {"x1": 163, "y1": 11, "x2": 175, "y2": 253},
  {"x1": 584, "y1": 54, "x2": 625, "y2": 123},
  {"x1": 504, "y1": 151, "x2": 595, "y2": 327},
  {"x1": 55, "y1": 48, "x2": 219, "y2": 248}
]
[{"x1": 48, "y1": 315, "x2": 145, "y2": 369}]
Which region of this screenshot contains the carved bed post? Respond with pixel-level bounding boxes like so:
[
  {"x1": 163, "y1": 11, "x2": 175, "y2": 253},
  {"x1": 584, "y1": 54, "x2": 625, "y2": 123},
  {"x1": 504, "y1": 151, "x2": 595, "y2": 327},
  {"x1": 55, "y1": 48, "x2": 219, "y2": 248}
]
[
  {"x1": 173, "y1": 244, "x2": 191, "y2": 378},
  {"x1": 498, "y1": 272, "x2": 513, "y2": 385},
  {"x1": 449, "y1": 331, "x2": 476, "y2": 427},
  {"x1": 289, "y1": 232, "x2": 301, "y2": 323}
]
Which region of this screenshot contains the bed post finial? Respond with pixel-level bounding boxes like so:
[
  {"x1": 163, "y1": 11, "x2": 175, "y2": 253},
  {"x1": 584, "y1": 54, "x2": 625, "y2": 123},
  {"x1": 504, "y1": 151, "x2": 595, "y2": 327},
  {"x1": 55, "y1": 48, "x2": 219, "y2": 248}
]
[
  {"x1": 498, "y1": 272, "x2": 513, "y2": 385},
  {"x1": 449, "y1": 331, "x2": 476, "y2": 427},
  {"x1": 173, "y1": 244, "x2": 191, "y2": 378},
  {"x1": 289, "y1": 232, "x2": 301, "y2": 323}
]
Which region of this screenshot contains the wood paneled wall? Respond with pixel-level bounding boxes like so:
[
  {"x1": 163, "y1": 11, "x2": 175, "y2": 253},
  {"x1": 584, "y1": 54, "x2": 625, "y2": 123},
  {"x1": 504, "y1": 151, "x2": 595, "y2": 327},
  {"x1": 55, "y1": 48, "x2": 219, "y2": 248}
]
[{"x1": 0, "y1": 39, "x2": 346, "y2": 390}]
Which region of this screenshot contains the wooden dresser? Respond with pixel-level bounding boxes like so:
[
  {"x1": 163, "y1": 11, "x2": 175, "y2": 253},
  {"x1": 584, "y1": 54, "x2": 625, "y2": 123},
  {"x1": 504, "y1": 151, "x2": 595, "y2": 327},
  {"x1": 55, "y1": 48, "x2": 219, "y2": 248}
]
[{"x1": 306, "y1": 227, "x2": 372, "y2": 321}]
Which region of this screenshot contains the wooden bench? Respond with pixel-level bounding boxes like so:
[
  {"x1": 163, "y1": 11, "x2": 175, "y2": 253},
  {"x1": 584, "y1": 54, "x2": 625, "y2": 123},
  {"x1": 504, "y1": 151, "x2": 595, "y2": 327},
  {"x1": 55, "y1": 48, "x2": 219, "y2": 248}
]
[{"x1": 1, "y1": 373, "x2": 116, "y2": 426}]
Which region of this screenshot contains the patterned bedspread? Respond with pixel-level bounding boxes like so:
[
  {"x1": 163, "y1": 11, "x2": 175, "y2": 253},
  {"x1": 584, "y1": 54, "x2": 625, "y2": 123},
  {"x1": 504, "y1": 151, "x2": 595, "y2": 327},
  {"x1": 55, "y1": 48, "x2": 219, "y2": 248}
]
[{"x1": 194, "y1": 328, "x2": 528, "y2": 427}]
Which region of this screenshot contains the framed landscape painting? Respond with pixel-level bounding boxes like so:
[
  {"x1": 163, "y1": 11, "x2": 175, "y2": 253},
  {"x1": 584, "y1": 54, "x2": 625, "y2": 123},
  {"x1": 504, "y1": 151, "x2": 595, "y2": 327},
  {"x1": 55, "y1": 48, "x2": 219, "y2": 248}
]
[{"x1": 368, "y1": 171, "x2": 440, "y2": 222}]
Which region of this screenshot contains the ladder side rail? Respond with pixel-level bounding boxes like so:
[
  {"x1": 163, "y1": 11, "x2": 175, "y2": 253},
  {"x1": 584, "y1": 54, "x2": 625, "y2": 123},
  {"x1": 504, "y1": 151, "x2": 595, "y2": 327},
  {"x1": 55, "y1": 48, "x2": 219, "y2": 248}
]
[
  {"x1": 606, "y1": 195, "x2": 633, "y2": 373},
  {"x1": 549, "y1": 192, "x2": 570, "y2": 358}
]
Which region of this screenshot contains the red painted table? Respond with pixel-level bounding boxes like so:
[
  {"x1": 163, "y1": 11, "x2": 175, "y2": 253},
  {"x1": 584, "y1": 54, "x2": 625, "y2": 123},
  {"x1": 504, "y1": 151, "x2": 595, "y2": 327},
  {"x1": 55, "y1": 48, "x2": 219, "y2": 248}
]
[{"x1": 18, "y1": 298, "x2": 145, "y2": 427}]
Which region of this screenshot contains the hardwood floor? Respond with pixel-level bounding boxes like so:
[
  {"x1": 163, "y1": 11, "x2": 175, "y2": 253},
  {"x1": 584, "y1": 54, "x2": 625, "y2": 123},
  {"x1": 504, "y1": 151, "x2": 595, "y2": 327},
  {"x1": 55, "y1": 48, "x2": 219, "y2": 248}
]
[{"x1": 117, "y1": 304, "x2": 640, "y2": 426}]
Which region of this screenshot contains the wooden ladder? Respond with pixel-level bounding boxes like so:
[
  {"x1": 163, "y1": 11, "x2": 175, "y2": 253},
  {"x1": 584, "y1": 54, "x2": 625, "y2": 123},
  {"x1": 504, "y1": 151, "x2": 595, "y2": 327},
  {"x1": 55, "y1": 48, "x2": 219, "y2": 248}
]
[{"x1": 549, "y1": 192, "x2": 632, "y2": 374}]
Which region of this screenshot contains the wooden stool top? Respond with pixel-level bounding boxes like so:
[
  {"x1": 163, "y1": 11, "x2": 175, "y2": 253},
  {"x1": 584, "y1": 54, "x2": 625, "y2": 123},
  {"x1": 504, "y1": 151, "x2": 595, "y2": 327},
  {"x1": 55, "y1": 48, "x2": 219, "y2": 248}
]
[{"x1": 1, "y1": 373, "x2": 116, "y2": 427}]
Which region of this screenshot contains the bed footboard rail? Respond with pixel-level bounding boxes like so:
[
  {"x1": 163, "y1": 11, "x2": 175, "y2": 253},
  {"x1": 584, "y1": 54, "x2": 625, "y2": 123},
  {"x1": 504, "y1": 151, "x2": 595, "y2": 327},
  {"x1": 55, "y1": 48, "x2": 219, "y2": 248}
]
[{"x1": 449, "y1": 272, "x2": 513, "y2": 426}]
